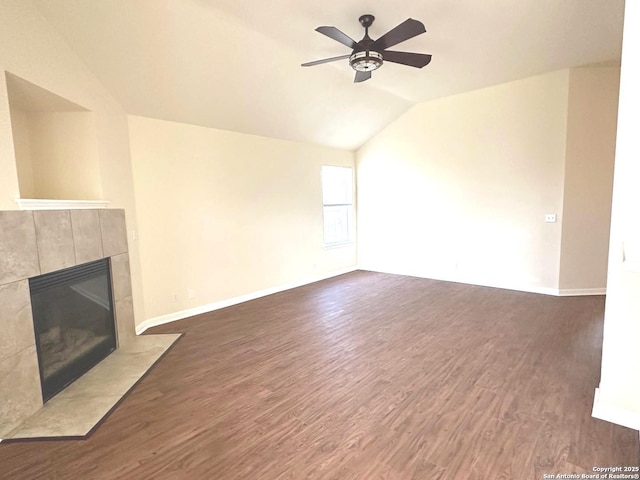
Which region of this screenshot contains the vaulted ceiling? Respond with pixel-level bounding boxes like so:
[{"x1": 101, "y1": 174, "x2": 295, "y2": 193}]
[{"x1": 32, "y1": 0, "x2": 625, "y2": 150}]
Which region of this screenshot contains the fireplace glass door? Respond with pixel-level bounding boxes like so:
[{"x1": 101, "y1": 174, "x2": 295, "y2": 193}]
[{"x1": 29, "y1": 258, "x2": 117, "y2": 402}]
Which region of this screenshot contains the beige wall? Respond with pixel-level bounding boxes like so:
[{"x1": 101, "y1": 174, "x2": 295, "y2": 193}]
[
  {"x1": 9, "y1": 108, "x2": 35, "y2": 198},
  {"x1": 357, "y1": 70, "x2": 570, "y2": 293},
  {"x1": 0, "y1": 74, "x2": 20, "y2": 208},
  {"x1": 559, "y1": 67, "x2": 620, "y2": 291},
  {"x1": 594, "y1": 0, "x2": 640, "y2": 429},
  {"x1": 25, "y1": 112, "x2": 102, "y2": 200},
  {"x1": 0, "y1": 0, "x2": 145, "y2": 321},
  {"x1": 128, "y1": 115, "x2": 356, "y2": 320}
]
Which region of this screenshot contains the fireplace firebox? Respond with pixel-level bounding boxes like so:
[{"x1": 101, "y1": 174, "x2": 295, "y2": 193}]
[{"x1": 29, "y1": 258, "x2": 117, "y2": 402}]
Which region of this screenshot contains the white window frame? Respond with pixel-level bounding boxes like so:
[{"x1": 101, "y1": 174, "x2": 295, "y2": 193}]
[{"x1": 321, "y1": 165, "x2": 355, "y2": 247}]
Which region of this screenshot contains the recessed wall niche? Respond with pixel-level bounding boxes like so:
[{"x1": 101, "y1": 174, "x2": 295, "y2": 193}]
[{"x1": 6, "y1": 72, "x2": 102, "y2": 200}]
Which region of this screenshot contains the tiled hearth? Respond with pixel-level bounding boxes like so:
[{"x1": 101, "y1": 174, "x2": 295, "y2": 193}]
[{"x1": 0, "y1": 209, "x2": 180, "y2": 441}]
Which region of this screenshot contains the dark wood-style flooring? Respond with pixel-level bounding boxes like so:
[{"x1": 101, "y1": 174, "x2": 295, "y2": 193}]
[{"x1": 1, "y1": 271, "x2": 638, "y2": 479}]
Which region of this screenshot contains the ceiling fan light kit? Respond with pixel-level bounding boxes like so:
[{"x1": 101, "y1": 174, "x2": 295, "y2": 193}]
[
  {"x1": 302, "y1": 14, "x2": 432, "y2": 83},
  {"x1": 349, "y1": 51, "x2": 383, "y2": 72}
]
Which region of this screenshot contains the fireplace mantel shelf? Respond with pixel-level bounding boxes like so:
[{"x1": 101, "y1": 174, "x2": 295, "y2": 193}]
[{"x1": 15, "y1": 199, "x2": 109, "y2": 210}]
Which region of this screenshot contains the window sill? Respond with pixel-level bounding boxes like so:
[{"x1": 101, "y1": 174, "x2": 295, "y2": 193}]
[{"x1": 324, "y1": 241, "x2": 355, "y2": 250}]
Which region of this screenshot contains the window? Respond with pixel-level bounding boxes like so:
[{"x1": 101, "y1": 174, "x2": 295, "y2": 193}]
[{"x1": 322, "y1": 165, "x2": 354, "y2": 246}]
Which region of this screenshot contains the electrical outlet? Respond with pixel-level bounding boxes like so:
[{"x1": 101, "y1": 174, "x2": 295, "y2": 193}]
[{"x1": 545, "y1": 213, "x2": 557, "y2": 223}]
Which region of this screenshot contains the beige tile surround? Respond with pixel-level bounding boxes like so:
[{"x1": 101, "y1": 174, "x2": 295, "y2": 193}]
[{"x1": 0, "y1": 209, "x2": 179, "y2": 440}]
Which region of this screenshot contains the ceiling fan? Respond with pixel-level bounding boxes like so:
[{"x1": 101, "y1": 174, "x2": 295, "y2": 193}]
[{"x1": 302, "y1": 14, "x2": 432, "y2": 83}]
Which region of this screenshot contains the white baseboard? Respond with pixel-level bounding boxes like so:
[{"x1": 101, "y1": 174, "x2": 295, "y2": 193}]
[
  {"x1": 357, "y1": 265, "x2": 606, "y2": 297},
  {"x1": 135, "y1": 267, "x2": 358, "y2": 334},
  {"x1": 558, "y1": 288, "x2": 607, "y2": 296},
  {"x1": 459, "y1": 278, "x2": 560, "y2": 296},
  {"x1": 137, "y1": 267, "x2": 607, "y2": 334},
  {"x1": 357, "y1": 266, "x2": 559, "y2": 296},
  {"x1": 592, "y1": 388, "x2": 640, "y2": 431}
]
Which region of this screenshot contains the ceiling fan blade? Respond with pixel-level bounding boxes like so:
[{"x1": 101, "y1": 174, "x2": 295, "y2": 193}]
[
  {"x1": 371, "y1": 18, "x2": 426, "y2": 50},
  {"x1": 301, "y1": 54, "x2": 351, "y2": 67},
  {"x1": 382, "y1": 51, "x2": 432, "y2": 68},
  {"x1": 315, "y1": 26, "x2": 358, "y2": 49},
  {"x1": 354, "y1": 70, "x2": 371, "y2": 83}
]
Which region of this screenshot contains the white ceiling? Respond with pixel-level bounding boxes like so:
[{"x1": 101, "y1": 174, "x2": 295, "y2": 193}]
[{"x1": 32, "y1": 0, "x2": 625, "y2": 150}]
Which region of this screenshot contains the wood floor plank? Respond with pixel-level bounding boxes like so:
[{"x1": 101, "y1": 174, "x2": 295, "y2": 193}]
[{"x1": 0, "y1": 271, "x2": 637, "y2": 479}]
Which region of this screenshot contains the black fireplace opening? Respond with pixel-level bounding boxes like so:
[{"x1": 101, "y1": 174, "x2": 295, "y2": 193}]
[{"x1": 29, "y1": 258, "x2": 117, "y2": 403}]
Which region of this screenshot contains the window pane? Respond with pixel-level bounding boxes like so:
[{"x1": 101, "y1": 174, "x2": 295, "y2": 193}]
[
  {"x1": 322, "y1": 166, "x2": 353, "y2": 205},
  {"x1": 323, "y1": 205, "x2": 351, "y2": 245}
]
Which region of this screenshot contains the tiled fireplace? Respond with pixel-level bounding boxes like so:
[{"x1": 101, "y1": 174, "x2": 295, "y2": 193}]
[{"x1": 0, "y1": 209, "x2": 179, "y2": 440}]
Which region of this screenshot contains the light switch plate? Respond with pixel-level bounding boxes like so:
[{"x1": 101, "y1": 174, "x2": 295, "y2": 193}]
[{"x1": 545, "y1": 213, "x2": 557, "y2": 223}]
